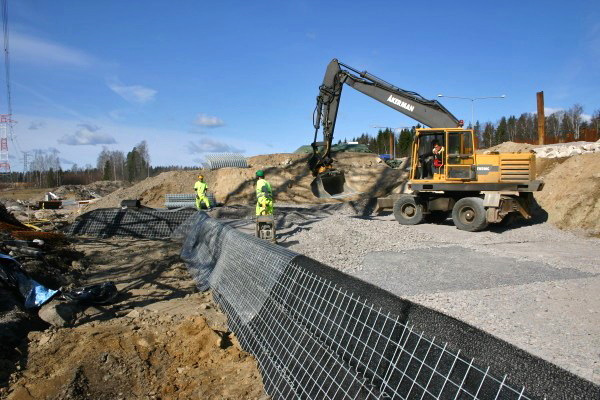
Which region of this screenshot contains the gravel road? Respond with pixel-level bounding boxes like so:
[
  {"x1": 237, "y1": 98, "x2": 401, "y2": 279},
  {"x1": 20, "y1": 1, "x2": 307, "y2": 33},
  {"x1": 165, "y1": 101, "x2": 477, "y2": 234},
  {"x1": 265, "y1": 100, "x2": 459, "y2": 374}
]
[{"x1": 280, "y1": 212, "x2": 600, "y2": 385}]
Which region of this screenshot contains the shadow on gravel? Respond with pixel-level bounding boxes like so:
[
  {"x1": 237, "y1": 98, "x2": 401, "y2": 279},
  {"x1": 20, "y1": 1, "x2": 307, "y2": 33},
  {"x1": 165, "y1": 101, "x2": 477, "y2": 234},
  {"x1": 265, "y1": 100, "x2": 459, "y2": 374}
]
[{"x1": 277, "y1": 240, "x2": 299, "y2": 248}]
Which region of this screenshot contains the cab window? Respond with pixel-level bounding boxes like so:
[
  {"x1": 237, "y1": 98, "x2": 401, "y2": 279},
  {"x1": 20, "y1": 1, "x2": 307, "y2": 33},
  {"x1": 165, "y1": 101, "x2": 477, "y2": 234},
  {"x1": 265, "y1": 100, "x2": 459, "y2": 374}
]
[{"x1": 447, "y1": 131, "x2": 474, "y2": 165}]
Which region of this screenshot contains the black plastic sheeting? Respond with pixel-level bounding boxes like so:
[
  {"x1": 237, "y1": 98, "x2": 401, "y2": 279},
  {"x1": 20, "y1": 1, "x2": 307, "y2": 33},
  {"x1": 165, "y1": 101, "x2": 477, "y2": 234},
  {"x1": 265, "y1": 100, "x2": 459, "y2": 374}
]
[
  {"x1": 0, "y1": 254, "x2": 58, "y2": 308},
  {"x1": 66, "y1": 207, "x2": 197, "y2": 239},
  {"x1": 0, "y1": 253, "x2": 119, "y2": 309},
  {"x1": 180, "y1": 213, "x2": 599, "y2": 399}
]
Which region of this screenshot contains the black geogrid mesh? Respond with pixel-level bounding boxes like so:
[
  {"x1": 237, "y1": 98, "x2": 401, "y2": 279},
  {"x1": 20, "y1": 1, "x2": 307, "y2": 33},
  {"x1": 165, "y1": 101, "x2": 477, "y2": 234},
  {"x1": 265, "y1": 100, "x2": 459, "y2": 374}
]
[
  {"x1": 177, "y1": 214, "x2": 580, "y2": 400},
  {"x1": 66, "y1": 207, "x2": 197, "y2": 239}
]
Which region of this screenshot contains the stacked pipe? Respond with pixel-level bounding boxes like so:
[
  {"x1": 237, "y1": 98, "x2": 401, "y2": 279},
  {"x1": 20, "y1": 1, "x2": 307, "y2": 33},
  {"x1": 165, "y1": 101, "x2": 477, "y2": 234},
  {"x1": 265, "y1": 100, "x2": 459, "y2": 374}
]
[{"x1": 203, "y1": 153, "x2": 248, "y2": 170}]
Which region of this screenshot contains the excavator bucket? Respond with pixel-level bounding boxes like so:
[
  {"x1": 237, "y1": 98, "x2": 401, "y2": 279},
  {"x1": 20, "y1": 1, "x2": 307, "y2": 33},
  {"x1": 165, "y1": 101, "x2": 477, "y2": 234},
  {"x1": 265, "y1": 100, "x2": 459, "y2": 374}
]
[{"x1": 310, "y1": 171, "x2": 357, "y2": 199}]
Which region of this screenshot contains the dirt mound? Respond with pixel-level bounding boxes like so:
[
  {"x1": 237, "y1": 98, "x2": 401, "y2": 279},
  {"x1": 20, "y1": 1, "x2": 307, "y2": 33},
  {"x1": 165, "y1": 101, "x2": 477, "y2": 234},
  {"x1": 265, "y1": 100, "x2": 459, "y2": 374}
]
[
  {"x1": 0, "y1": 202, "x2": 27, "y2": 229},
  {"x1": 53, "y1": 181, "x2": 129, "y2": 200},
  {"x1": 7, "y1": 311, "x2": 265, "y2": 400},
  {"x1": 83, "y1": 153, "x2": 407, "y2": 212},
  {"x1": 534, "y1": 153, "x2": 600, "y2": 234},
  {"x1": 478, "y1": 141, "x2": 538, "y2": 154}
]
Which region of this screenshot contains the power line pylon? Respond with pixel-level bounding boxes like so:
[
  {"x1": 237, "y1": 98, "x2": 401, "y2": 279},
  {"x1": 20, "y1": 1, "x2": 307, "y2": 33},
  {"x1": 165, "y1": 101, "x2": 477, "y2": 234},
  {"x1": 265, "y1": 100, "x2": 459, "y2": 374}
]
[{"x1": 0, "y1": 113, "x2": 14, "y2": 173}]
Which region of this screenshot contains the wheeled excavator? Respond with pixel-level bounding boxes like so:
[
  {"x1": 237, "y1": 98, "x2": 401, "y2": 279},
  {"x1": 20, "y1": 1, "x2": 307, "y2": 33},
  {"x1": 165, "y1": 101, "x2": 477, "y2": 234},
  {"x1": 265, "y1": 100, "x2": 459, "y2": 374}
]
[{"x1": 308, "y1": 59, "x2": 544, "y2": 231}]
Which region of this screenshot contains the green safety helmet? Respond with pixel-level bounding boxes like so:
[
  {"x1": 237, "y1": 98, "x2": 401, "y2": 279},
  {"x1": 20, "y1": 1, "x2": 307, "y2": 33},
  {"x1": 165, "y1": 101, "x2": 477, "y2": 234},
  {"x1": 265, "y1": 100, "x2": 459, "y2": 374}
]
[{"x1": 256, "y1": 170, "x2": 264, "y2": 177}]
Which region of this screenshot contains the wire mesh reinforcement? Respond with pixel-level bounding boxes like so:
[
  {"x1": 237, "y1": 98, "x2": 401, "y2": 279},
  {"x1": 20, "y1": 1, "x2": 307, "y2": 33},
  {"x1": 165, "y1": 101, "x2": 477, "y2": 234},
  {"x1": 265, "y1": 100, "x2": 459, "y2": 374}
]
[
  {"x1": 164, "y1": 193, "x2": 216, "y2": 209},
  {"x1": 66, "y1": 208, "x2": 197, "y2": 239},
  {"x1": 203, "y1": 153, "x2": 248, "y2": 170},
  {"x1": 181, "y1": 214, "x2": 598, "y2": 399}
]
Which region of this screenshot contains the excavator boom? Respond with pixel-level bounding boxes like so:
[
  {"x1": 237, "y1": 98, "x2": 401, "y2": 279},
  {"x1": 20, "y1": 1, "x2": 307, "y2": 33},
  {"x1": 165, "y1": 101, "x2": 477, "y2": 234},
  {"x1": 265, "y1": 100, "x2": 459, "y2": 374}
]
[{"x1": 310, "y1": 59, "x2": 460, "y2": 198}]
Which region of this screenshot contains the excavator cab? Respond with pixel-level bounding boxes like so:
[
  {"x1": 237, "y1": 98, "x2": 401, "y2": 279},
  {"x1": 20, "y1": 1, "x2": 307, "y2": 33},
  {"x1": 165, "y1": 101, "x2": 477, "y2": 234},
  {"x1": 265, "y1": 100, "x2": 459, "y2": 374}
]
[{"x1": 411, "y1": 129, "x2": 476, "y2": 182}]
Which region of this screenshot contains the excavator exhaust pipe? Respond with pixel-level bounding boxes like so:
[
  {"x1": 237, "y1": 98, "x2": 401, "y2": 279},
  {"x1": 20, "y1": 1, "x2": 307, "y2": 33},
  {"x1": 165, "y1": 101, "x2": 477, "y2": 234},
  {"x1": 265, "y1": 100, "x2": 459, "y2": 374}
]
[{"x1": 310, "y1": 171, "x2": 357, "y2": 199}]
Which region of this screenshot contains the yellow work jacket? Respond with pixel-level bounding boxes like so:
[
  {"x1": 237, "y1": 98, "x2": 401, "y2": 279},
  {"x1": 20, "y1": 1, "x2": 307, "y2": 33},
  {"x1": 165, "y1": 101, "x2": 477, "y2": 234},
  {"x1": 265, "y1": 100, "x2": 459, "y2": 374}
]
[
  {"x1": 194, "y1": 181, "x2": 208, "y2": 196},
  {"x1": 256, "y1": 178, "x2": 272, "y2": 199}
]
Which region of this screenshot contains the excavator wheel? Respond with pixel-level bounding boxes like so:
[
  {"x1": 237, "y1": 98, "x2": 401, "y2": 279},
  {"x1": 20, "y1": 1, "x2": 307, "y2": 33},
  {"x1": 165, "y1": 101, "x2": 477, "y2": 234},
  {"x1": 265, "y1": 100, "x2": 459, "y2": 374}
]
[
  {"x1": 393, "y1": 195, "x2": 424, "y2": 225},
  {"x1": 452, "y1": 197, "x2": 488, "y2": 232}
]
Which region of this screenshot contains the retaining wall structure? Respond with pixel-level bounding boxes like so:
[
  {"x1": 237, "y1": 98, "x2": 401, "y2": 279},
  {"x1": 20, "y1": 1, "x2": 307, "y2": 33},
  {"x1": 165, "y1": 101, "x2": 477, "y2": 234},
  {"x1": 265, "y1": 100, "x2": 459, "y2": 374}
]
[
  {"x1": 66, "y1": 208, "x2": 196, "y2": 238},
  {"x1": 179, "y1": 213, "x2": 598, "y2": 399}
]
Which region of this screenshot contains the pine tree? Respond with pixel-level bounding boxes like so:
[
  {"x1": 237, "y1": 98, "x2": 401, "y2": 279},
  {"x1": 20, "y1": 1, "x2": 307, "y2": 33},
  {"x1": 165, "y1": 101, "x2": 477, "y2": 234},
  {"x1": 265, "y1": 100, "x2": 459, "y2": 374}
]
[
  {"x1": 496, "y1": 117, "x2": 508, "y2": 145},
  {"x1": 103, "y1": 160, "x2": 112, "y2": 181},
  {"x1": 397, "y1": 129, "x2": 414, "y2": 157},
  {"x1": 483, "y1": 122, "x2": 495, "y2": 148}
]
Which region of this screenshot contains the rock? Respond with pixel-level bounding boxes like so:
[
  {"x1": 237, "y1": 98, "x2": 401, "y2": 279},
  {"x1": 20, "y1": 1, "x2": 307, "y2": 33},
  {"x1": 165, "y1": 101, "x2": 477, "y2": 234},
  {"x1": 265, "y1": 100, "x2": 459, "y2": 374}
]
[
  {"x1": 38, "y1": 333, "x2": 52, "y2": 346},
  {"x1": 126, "y1": 309, "x2": 140, "y2": 319},
  {"x1": 38, "y1": 300, "x2": 82, "y2": 327}
]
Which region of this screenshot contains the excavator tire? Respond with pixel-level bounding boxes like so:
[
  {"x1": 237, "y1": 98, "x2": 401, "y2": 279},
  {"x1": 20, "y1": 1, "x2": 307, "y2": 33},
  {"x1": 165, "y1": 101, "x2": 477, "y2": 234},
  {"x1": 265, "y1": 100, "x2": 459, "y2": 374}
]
[
  {"x1": 393, "y1": 195, "x2": 424, "y2": 225},
  {"x1": 452, "y1": 197, "x2": 488, "y2": 232}
]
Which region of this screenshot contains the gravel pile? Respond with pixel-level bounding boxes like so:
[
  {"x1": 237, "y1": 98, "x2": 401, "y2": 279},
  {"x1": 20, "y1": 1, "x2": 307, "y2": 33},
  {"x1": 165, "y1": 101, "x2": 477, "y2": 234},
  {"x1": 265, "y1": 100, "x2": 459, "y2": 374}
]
[{"x1": 287, "y1": 214, "x2": 437, "y2": 272}]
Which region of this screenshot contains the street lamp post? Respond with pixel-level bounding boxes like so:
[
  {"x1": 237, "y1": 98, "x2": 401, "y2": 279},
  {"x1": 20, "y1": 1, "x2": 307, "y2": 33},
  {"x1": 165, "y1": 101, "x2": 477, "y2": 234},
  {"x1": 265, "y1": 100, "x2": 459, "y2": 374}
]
[{"x1": 437, "y1": 94, "x2": 506, "y2": 129}]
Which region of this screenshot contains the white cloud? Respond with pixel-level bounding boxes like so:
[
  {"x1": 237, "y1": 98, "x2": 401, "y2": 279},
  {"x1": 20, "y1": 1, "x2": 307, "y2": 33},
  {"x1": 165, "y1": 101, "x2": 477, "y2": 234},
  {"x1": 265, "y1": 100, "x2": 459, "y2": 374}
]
[
  {"x1": 108, "y1": 79, "x2": 157, "y2": 104},
  {"x1": 29, "y1": 120, "x2": 46, "y2": 130},
  {"x1": 12, "y1": 32, "x2": 94, "y2": 67},
  {"x1": 544, "y1": 107, "x2": 563, "y2": 116},
  {"x1": 544, "y1": 107, "x2": 592, "y2": 122},
  {"x1": 194, "y1": 114, "x2": 225, "y2": 127},
  {"x1": 187, "y1": 138, "x2": 244, "y2": 154},
  {"x1": 58, "y1": 124, "x2": 117, "y2": 146}
]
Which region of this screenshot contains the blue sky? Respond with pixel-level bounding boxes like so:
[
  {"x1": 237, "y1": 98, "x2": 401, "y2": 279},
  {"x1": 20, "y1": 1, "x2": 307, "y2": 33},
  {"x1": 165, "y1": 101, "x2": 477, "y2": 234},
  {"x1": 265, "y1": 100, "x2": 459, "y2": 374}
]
[{"x1": 4, "y1": 0, "x2": 599, "y2": 171}]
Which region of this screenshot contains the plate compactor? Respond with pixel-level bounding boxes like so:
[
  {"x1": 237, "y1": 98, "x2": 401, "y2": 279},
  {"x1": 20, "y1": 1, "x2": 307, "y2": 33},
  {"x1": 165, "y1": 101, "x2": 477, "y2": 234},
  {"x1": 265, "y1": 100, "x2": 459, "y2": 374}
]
[{"x1": 255, "y1": 215, "x2": 276, "y2": 243}]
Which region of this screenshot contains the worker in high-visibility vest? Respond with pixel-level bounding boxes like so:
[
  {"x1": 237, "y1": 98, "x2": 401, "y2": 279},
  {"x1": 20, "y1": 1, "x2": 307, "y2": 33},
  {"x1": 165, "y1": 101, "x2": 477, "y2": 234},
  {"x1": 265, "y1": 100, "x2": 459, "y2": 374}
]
[
  {"x1": 255, "y1": 170, "x2": 273, "y2": 216},
  {"x1": 194, "y1": 175, "x2": 211, "y2": 211}
]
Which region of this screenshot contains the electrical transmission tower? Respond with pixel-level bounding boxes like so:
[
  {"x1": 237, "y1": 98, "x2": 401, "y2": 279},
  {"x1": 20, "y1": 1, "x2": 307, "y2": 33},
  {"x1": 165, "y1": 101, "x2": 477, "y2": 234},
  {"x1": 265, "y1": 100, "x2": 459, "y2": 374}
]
[{"x1": 0, "y1": 114, "x2": 12, "y2": 173}]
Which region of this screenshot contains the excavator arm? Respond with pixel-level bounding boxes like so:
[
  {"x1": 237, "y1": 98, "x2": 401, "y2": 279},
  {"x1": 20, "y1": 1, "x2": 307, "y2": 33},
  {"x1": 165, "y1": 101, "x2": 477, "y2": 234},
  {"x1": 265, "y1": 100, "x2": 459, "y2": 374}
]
[{"x1": 309, "y1": 59, "x2": 461, "y2": 196}]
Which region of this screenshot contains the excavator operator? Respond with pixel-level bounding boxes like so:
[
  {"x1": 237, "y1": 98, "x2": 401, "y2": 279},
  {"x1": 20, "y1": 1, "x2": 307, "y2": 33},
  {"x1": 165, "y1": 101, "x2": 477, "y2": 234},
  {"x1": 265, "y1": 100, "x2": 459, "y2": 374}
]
[
  {"x1": 194, "y1": 175, "x2": 211, "y2": 211},
  {"x1": 419, "y1": 139, "x2": 444, "y2": 179},
  {"x1": 255, "y1": 170, "x2": 274, "y2": 216}
]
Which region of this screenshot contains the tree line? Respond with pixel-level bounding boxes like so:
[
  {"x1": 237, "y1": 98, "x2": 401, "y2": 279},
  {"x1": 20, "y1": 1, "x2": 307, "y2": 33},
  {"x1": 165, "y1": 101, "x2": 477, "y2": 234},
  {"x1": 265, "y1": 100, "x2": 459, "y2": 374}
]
[
  {"x1": 7, "y1": 140, "x2": 194, "y2": 188},
  {"x1": 349, "y1": 104, "x2": 600, "y2": 156}
]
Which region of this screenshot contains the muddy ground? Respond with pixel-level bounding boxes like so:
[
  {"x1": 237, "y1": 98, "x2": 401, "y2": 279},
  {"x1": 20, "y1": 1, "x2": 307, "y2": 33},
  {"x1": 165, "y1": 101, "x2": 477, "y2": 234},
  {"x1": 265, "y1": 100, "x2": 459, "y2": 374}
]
[{"x1": 2, "y1": 238, "x2": 266, "y2": 400}]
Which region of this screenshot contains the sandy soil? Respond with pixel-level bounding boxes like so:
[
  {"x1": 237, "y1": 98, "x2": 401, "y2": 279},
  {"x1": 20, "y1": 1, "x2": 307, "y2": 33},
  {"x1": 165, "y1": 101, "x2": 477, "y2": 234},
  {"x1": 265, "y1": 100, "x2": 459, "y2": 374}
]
[
  {"x1": 82, "y1": 152, "x2": 406, "y2": 212},
  {"x1": 534, "y1": 153, "x2": 600, "y2": 234},
  {"x1": 3, "y1": 238, "x2": 266, "y2": 400}
]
